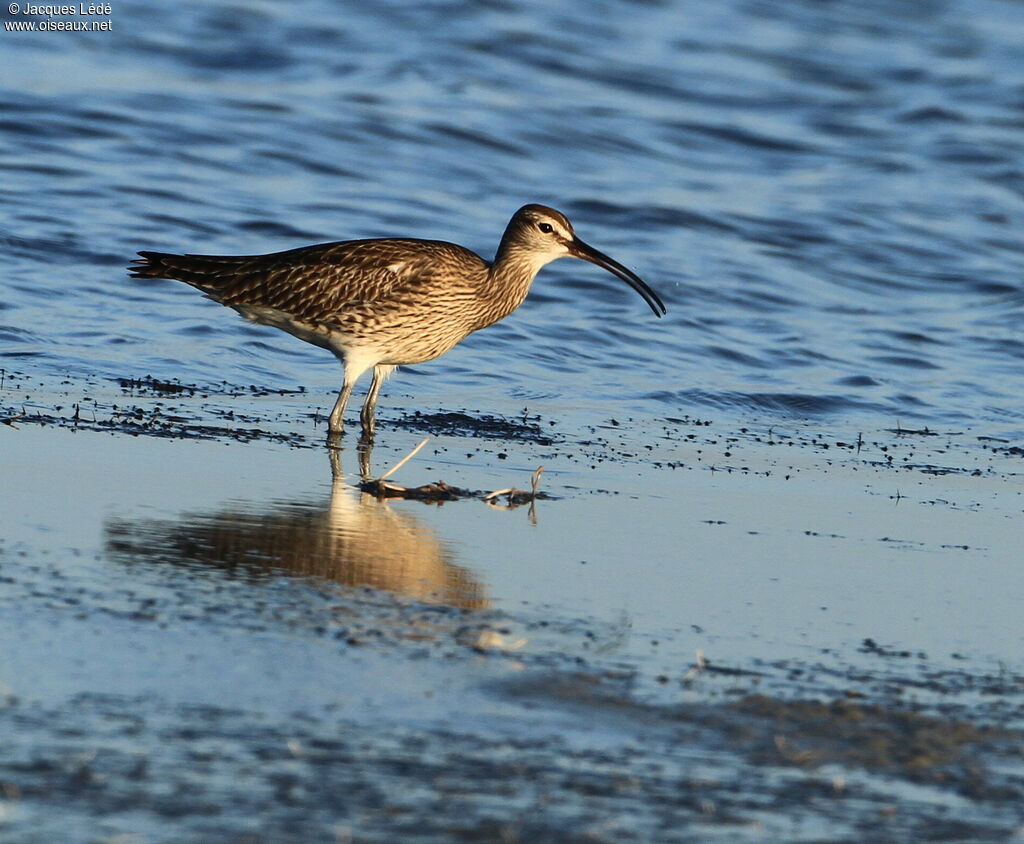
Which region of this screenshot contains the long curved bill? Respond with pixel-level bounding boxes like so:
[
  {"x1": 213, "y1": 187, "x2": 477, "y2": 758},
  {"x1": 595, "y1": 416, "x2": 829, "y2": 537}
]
[{"x1": 568, "y1": 238, "x2": 667, "y2": 317}]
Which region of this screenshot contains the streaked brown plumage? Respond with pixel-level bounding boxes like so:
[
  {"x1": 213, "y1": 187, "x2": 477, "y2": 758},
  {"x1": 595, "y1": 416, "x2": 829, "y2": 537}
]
[{"x1": 129, "y1": 204, "x2": 666, "y2": 440}]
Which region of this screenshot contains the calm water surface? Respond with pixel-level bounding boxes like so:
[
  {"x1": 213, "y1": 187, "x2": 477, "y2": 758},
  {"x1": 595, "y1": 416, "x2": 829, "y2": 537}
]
[{"x1": 2, "y1": 0, "x2": 1024, "y2": 435}]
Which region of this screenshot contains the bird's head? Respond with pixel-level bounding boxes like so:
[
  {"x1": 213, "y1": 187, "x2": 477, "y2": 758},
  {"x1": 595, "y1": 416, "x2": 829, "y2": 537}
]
[{"x1": 498, "y1": 204, "x2": 666, "y2": 317}]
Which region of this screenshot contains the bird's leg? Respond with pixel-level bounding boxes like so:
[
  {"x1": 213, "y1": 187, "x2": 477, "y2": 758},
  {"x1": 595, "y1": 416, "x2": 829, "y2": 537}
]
[
  {"x1": 359, "y1": 365, "x2": 396, "y2": 439},
  {"x1": 328, "y1": 381, "x2": 354, "y2": 436}
]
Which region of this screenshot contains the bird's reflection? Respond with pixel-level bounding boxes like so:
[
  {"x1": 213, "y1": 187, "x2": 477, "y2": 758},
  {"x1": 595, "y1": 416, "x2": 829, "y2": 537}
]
[{"x1": 104, "y1": 443, "x2": 487, "y2": 610}]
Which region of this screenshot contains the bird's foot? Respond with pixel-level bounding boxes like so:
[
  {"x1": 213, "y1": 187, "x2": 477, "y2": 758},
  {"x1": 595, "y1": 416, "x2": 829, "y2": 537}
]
[{"x1": 358, "y1": 414, "x2": 377, "y2": 443}]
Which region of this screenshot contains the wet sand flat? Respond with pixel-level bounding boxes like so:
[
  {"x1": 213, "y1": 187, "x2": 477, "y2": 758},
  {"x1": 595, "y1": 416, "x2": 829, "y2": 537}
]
[{"x1": 2, "y1": 375, "x2": 1023, "y2": 842}]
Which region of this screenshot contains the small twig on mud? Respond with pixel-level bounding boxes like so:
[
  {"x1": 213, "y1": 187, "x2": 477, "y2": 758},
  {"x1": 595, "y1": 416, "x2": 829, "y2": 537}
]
[
  {"x1": 483, "y1": 487, "x2": 514, "y2": 502},
  {"x1": 379, "y1": 437, "x2": 430, "y2": 481}
]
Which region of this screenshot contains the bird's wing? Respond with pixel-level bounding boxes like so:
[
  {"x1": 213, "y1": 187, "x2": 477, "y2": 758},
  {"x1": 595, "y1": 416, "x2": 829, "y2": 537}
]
[{"x1": 130, "y1": 239, "x2": 485, "y2": 325}]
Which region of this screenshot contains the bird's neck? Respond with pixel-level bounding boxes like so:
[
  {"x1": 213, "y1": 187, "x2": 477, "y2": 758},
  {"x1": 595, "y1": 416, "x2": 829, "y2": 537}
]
[{"x1": 480, "y1": 242, "x2": 549, "y2": 326}]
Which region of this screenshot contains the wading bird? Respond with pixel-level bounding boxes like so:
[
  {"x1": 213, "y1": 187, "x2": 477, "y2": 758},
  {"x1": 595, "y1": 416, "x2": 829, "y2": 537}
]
[{"x1": 130, "y1": 204, "x2": 665, "y2": 440}]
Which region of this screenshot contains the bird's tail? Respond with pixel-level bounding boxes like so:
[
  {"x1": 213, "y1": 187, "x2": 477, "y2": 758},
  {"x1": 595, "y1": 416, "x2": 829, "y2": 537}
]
[{"x1": 128, "y1": 251, "x2": 253, "y2": 294}]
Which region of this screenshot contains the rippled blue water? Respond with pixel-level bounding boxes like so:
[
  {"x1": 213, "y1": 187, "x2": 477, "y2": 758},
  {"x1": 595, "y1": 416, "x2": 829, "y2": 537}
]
[{"x1": 3, "y1": 0, "x2": 1024, "y2": 433}]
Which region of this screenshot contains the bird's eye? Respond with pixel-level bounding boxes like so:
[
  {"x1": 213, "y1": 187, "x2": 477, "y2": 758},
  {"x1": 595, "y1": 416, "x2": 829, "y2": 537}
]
[{"x1": 538, "y1": 222, "x2": 554, "y2": 234}]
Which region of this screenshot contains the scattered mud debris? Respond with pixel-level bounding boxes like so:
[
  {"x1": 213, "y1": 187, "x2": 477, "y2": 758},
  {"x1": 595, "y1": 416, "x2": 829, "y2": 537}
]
[
  {"x1": 359, "y1": 478, "x2": 467, "y2": 500},
  {"x1": 5, "y1": 403, "x2": 309, "y2": 447},
  {"x1": 887, "y1": 424, "x2": 946, "y2": 437},
  {"x1": 356, "y1": 477, "x2": 551, "y2": 506},
  {"x1": 3, "y1": 369, "x2": 1021, "y2": 488},
  {"x1": 0, "y1": 371, "x2": 313, "y2": 446},
  {"x1": 116, "y1": 374, "x2": 308, "y2": 398},
  {"x1": 859, "y1": 637, "x2": 924, "y2": 659},
  {"x1": 117, "y1": 376, "x2": 196, "y2": 396},
  {"x1": 357, "y1": 443, "x2": 549, "y2": 507},
  {"x1": 392, "y1": 409, "x2": 556, "y2": 445}
]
